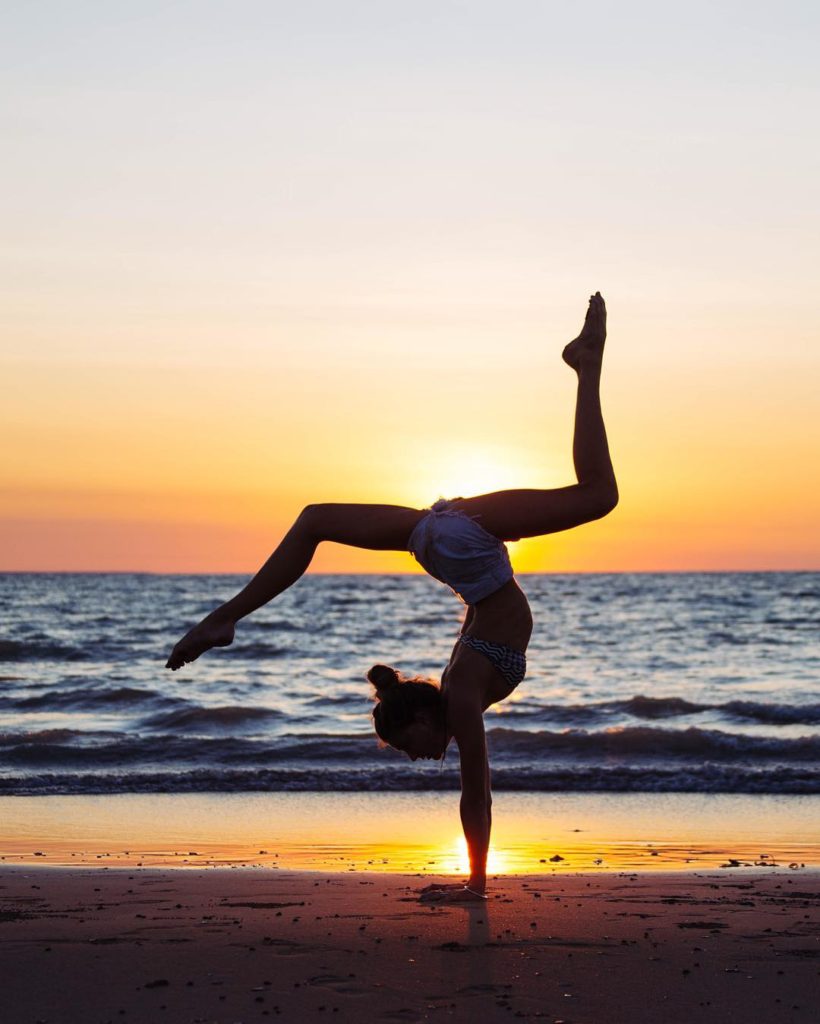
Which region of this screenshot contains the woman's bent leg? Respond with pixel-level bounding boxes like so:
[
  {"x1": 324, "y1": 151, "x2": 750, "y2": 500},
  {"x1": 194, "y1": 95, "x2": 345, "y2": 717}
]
[
  {"x1": 165, "y1": 503, "x2": 422, "y2": 669},
  {"x1": 221, "y1": 502, "x2": 422, "y2": 622}
]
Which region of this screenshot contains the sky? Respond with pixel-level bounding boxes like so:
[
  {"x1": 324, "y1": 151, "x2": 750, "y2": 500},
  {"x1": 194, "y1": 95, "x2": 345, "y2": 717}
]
[{"x1": 2, "y1": 0, "x2": 819, "y2": 572}]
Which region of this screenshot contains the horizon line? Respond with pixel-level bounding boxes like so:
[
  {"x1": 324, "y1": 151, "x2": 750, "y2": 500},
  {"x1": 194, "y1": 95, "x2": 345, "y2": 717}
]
[{"x1": 1, "y1": 567, "x2": 817, "y2": 576}]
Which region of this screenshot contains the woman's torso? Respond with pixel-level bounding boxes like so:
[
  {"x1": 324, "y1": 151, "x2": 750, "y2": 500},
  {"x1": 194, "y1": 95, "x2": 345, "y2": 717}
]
[
  {"x1": 408, "y1": 496, "x2": 533, "y2": 709},
  {"x1": 442, "y1": 579, "x2": 533, "y2": 711}
]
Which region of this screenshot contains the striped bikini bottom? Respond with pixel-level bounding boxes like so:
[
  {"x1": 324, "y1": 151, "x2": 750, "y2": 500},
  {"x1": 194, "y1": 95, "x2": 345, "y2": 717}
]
[{"x1": 457, "y1": 633, "x2": 527, "y2": 689}]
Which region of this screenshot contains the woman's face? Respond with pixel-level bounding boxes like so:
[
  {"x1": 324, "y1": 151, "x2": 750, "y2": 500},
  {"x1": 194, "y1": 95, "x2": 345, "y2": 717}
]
[{"x1": 396, "y1": 713, "x2": 447, "y2": 761}]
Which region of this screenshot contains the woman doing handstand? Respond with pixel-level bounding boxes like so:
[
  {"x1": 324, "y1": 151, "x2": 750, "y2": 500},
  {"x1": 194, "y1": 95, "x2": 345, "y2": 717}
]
[{"x1": 166, "y1": 292, "x2": 617, "y2": 903}]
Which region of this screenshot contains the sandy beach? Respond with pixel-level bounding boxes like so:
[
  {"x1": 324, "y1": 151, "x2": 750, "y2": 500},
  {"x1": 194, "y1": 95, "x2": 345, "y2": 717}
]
[{"x1": 1, "y1": 866, "x2": 817, "y2": 1024}]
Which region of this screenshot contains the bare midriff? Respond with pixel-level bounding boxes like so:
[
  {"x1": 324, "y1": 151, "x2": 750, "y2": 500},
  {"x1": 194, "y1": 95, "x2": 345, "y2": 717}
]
[{"x1": 468, "y1": 578, "x2": 533, "y2": 653}]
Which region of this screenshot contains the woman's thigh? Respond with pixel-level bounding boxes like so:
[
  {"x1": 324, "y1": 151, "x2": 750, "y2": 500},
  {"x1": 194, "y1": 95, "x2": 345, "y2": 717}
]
[
  {"x1": 307, "y1": 503, "x2": 425, "y2": 551},
  {"x1": 452, "y1": 487, "x2": 601, "y2": 542}
]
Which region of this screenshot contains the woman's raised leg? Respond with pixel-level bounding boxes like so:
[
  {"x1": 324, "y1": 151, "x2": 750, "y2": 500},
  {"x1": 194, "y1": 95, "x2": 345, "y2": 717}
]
[
  {"x1": 457, "y1": 292, "x2": 618, "y2": 541},
  {"x1": 165, "y1": 503, "x2": 422, "y2": 669}
]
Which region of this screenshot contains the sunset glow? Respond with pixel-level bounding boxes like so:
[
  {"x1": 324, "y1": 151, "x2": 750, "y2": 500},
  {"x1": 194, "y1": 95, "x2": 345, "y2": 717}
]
[
  {"x1": 2, "y1": 2, "x2": 818, "y2": 572},
  {"x1": 448, "y1": 835, "x2": 509, "y2": 878}
]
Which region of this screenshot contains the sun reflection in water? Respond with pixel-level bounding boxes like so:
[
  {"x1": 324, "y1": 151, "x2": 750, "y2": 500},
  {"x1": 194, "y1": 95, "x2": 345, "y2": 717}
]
[
  {"x1": 1, "y1": 793, "x2": 816, "y2": 874},
  {"x1": 441, "y1": 836, "x2": 509, "y2": 876}
]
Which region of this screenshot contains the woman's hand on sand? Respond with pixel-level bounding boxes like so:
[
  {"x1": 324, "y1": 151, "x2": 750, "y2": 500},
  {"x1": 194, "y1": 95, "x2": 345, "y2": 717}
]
[
  {"x1": 419, "y1": 885, "x2": 487, "y2": 904},
  {"x1": 165, "y1": 613, "x2": 235, "y2": 671},
  {"x1": 418, "y1": 882, "x2": 466, "y2": 895}
]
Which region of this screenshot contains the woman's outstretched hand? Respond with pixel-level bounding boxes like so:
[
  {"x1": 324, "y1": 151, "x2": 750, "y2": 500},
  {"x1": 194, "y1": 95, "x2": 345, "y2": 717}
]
[{"x1": 165, "y1": 613, "x2": 235, "y2": 671}]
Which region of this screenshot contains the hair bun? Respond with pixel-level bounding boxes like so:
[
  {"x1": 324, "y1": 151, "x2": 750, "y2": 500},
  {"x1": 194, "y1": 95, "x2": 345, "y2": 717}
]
[{"x1": 368, "y1": 664, "x2": 399, "y2": 695}]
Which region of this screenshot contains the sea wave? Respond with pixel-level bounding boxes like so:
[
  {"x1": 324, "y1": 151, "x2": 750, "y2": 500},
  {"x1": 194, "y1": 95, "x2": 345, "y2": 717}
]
[
  {"x1": 140, "y1": 706, "x2": 285, "y2": 730},
  {"x1": 1, "y1": 726, "x2": 817, "y2": 770},
  {"x1": 486, "y1": 726, "x2": 820, "y2": 760},
  {"x1": 1, "y1": 763, "x2": 816, "y2": 796},
  {"x1": 722, "y1": 700, "x2": 820, "y2": 725},
  {"x1": 0, "y1": 638, "x2": 88, "y2": 662},
  {"x1": 8, "y1": 689, "x2": 815, "y2": 729},
  {"x1": 502, "y1": 696, "x2": 820, "y2": 727},
  {"x1": 220, "y1": 642, "x2": 289, "y2": 658},
  {"x1": 0, "y1": 728, "x2": 106, "y2": 746},
  {"x1": 3, "y1": 686, "x2": 180, "y2": 712}
]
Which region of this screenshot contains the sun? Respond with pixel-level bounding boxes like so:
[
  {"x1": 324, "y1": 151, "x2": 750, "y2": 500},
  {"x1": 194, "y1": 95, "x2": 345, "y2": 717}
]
[
  {"x1": 410, "y1": 441, "x2": 550, "y2": 504},
  {"x1": 441, "y1": 835, "x2": 509, "y2": 877}
]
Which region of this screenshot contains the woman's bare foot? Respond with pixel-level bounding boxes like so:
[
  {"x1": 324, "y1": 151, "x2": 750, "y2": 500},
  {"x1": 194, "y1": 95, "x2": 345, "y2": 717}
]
[
  {"x1": 165, "y1": 612, "x2": 235, "y2": 671},
  {"x1": 562, "y1": 292, "x2": 607, "y2": 371}
]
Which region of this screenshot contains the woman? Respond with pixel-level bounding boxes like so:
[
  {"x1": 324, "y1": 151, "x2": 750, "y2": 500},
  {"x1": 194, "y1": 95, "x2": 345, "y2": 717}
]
[{"x1": 166, "y1": 292, "x2": 617, "y2": 903}]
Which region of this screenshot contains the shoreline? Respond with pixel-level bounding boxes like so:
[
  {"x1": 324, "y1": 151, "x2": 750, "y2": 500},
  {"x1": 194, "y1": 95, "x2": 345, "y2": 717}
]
[
  {"x1": 2, "y1": 791, "x2": 818, "y2": 875},
  {"x1": 2, "y1": 866, "x2": 817, "y2": 1023}
]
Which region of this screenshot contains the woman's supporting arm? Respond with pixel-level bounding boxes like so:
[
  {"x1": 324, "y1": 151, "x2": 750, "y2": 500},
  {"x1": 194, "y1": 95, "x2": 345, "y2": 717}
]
[
  {"x1": 451, "y1": 697, "x2": 491, "y2": 893},
  {"x1": 459, "y1": 787, "x2": 490, "y2": 893}
]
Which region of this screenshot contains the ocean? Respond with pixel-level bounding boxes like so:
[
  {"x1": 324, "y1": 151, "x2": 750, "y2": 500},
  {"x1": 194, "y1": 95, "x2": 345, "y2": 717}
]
[{"x1": 1, "y1": 572, "x2": 817, "y2": 797}]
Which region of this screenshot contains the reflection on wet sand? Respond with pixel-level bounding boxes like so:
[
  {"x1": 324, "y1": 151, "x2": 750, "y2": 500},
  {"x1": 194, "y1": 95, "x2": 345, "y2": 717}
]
[{"x1": 1, "y1": 791, "x2": 817, "y2": 874}]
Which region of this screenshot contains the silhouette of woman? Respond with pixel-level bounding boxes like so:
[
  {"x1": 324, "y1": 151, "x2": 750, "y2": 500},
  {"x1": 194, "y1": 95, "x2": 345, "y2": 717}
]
[{"x1": 166, "y1": 292, "x2": 617, "y2": 902}]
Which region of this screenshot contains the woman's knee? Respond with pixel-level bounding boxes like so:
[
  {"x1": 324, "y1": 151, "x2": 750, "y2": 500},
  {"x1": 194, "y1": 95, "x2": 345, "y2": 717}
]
[
  {"x1": 586, "y1": 481, "x2": 619, "y2": 519},
  {"x1": 296, "y1": 503, "x2": 325, "y2": 541}
]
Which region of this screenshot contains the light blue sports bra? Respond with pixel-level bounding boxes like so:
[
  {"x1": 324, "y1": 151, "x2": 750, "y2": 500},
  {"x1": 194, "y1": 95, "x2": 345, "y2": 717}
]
[{"x1": 407, "y1": 497, "x2": 514, "y2": 605}]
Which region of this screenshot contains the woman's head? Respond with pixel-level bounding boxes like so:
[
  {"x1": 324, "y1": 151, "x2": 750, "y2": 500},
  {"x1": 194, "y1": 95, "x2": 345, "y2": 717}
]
[{"x1": 368, "y1": 664, "x2": 447, "y2": 760}]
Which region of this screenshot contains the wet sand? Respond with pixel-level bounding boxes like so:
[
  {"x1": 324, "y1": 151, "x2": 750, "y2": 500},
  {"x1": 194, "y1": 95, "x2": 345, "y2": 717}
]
[
  {"x1": 1, "y1": 867, "x2": 817, "y2": 1023},
  {"x1": 3, "y1": 791, "x2": 818, "y2": 874}
]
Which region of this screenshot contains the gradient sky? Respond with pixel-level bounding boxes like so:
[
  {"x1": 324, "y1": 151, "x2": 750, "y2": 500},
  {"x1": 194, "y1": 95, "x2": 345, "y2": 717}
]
[{"x1": 2, "y1": 1, "x2": 819, "y2": 572}]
